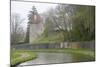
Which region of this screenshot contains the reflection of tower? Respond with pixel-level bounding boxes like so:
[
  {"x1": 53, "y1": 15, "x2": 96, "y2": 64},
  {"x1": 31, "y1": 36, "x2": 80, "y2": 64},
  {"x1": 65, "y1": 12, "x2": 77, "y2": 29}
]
[{"x1": 29, "y1": 14, "x2": 44, "y2": 44}]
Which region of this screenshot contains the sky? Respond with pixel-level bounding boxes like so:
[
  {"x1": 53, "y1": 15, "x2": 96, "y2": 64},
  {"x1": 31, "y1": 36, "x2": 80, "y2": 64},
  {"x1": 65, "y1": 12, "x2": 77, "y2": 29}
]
[{"x1": 11, "y1": 1, "x2": 57, "y2": 29}]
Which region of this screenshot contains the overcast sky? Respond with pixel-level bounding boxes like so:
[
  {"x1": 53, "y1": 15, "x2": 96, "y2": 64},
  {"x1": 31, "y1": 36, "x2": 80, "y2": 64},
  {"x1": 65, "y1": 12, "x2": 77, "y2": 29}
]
[{"x1": 11, "y1": 1, "x2": 57, "y2": 29}]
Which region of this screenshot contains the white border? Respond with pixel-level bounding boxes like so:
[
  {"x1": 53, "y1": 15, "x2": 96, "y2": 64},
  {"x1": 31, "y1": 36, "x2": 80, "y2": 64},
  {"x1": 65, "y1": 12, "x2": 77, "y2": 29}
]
[
  {"x1": 20, "y1": 0, "x2": 95, "y2": 5},
  {"x1": 0, "y1": 0, "x2": 10, "y2": 67}
]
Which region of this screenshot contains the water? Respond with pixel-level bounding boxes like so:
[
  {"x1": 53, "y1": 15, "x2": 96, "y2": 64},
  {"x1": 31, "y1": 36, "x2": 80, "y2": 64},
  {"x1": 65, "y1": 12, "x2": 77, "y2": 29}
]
[{"x1": 17, "y1": 52, "x2": 94, "y2": 67}]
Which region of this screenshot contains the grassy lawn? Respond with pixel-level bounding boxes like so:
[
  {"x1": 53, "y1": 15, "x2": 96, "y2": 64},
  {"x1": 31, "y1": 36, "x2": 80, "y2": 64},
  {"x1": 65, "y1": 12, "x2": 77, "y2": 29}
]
[
  {"x1": 33, "y1": 33, "x2": 63, "y2": 44},
  {"x1": 11, "y1": 50, "x2": 37, "y2": 67}
]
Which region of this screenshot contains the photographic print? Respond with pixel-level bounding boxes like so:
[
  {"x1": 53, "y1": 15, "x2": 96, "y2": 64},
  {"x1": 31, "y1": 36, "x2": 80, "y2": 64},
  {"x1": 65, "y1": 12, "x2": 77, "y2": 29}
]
[{"x1": 11, "y1": 1, "x2": 95, "y2": 67}]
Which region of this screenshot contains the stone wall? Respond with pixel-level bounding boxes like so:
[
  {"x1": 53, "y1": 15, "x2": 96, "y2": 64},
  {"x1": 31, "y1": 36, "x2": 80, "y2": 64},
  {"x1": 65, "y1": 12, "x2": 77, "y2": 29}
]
[
  {"x1": 11, "y1": 43, "x2": 61, "y2": 50},
  {"x1": 68, "y1": 40, "x2": 95, "y2": 50},
  {"x1": 80, "y1": 40, "x2": 95, "y2": 50},
  {"x1": 11, "y1": 41, "x2": 95, "y2": 50},
  {"x1": 68, "y1": 42, "x2": 80, "y2": 49}
]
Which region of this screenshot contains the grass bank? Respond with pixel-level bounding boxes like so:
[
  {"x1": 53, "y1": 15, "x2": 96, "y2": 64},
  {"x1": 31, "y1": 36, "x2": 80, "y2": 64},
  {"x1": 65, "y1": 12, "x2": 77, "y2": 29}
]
[{"x1": 11, "y1": 50, "x2": 37, "y2": 67}]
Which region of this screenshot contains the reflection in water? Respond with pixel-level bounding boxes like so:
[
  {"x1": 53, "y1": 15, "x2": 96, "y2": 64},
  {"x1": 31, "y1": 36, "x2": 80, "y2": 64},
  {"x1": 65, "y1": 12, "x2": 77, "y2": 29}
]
[{"x1": 17, "y1": 52, "x2": 94, "y2": 67}]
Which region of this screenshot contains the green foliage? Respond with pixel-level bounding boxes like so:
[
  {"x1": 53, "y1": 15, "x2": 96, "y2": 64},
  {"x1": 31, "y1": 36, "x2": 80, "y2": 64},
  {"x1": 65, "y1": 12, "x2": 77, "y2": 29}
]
[
  {"x1": 72, "y1": 6, "x2": 95, "y2": 41},
  {"x1": 43, "y1": 18, "x2": 55, "y2": 37},
  {"x1": 33, "y1": 32, "x2": 64, "y2": 44}
]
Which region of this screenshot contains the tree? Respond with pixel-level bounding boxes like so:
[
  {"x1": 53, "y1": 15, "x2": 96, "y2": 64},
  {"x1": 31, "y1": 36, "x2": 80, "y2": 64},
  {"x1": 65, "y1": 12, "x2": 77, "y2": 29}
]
[
  {"x1": 43, "y1": 4, "x2": 95, "y2": 42},
  {"x1": 54, "y1": 5, "x2": 74, "y2": 41},
  {"x1": 25, "y1": 6, "x2": 38, "y2": 43},
  {"x1": 11, "y1": 13, "x2": 25, "y2": 44},
  {"x1": 28, "y1": 6, "x2": 38, "y2": 24},
  {"x1": 72, "y1": 5, "x2": 95, "y2": 41},
  {"x1": 44, "y1": 4, "x2": 75, "y2": 42}
]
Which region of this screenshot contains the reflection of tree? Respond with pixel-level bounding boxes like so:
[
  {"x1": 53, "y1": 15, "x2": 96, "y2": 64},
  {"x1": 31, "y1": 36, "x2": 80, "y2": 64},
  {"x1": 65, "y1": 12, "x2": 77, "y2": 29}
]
[{"x1": 11, "y1": 13, "x2": 25, "y2": 44}]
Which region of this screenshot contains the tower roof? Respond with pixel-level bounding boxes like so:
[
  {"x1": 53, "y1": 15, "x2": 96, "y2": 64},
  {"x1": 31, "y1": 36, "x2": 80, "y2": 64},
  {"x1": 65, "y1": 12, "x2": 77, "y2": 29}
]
[{"x1": 31, "y1": 14, "x2": 43, "y2": 24}]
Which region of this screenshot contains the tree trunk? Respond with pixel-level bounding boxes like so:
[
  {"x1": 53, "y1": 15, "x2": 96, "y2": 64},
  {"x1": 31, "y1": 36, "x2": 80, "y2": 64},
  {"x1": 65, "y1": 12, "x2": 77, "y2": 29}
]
[{"x1": 25, "y1": 23, "x2": 30, "y2": 43}]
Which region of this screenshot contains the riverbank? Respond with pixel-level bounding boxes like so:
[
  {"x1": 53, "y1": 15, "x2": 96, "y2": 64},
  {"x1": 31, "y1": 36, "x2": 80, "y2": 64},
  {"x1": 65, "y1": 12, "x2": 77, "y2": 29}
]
[
  {"x1": 11, "y1": 50, "x2": 37, "y2": 67},
  {"x1": 11, "y1": 48, "x2": 95, "y2": 67},
  {"x1": 32, "y1": 48, "x2": 95, "y2": 62},
  {"x1": 37, "y1": 48, "x2": 95, "y2": 58},
  {"x1": 22, "y1": 48, "x2": 95, "y2": 58}
]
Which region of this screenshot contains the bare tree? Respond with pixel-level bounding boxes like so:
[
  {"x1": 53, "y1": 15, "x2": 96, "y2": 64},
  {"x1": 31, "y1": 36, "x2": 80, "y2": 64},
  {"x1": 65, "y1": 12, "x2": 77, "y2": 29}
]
[
  {"x1": 11, "y1": 13, "x2": 25, "y2": 44},
  {"x1": 43, "y1": 5, "x2": 75, "y2": 48}
]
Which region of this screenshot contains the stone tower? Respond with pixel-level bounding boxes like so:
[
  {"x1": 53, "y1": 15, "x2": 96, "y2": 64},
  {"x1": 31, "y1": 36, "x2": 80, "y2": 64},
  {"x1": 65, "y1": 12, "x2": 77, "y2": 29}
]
[{"x1": 29, "y1": 14, "x2": 44, "y2": 44}]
